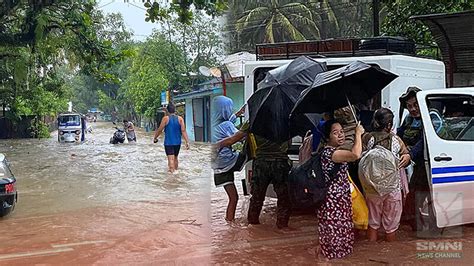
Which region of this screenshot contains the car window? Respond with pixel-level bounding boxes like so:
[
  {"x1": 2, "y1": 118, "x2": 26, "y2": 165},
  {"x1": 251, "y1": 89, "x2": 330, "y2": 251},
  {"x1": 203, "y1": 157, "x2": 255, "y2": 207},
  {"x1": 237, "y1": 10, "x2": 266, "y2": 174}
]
[
  {"x1": 426, "y1": 95, "x2": 474, "y2": 141},
  {"x1": 0, "y1": 161, "x2": 13, "y2": 178}
]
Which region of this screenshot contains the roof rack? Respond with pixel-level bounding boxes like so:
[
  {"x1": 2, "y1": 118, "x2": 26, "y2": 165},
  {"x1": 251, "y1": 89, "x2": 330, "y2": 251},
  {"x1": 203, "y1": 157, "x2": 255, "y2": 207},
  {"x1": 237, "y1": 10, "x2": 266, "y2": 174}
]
[{"x1": 255, "y1": 37, "x2": 436, "y2": 60}]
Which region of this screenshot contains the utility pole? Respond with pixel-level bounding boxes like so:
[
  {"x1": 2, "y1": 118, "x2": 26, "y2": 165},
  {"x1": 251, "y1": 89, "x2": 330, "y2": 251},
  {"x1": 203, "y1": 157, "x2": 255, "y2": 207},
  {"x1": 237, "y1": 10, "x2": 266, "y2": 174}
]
[{"x1": 373, "y1": 0, "x2": 380, "y2": 36}]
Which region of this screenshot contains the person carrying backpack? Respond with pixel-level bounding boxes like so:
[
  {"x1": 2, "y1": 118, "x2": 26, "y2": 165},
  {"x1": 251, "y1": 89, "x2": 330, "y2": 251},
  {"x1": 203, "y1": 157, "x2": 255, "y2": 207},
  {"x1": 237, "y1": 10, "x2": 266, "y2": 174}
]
[
  {"x1": 317, "y1": 119, "x2": 364, "y2": 260},
  {"x1": 359, "y1": 108, "x2": 411, "y2": 242}
]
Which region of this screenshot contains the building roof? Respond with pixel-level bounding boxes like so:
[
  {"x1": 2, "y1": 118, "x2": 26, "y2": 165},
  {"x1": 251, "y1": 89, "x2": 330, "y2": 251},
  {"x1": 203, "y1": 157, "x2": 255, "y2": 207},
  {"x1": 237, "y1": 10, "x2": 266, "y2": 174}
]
[
  {"x1": 222, "y1": 51, "x2": 256, "y2": 78},
  {"x1": 412, "y1": 10, "x2": 474, "y2": 75},
  {"x1": 198, "y1": 77, "x2": 222, "y2": 86},
  {"x1": 174, "y1": 87, "x2": 223, "y2": 101}
]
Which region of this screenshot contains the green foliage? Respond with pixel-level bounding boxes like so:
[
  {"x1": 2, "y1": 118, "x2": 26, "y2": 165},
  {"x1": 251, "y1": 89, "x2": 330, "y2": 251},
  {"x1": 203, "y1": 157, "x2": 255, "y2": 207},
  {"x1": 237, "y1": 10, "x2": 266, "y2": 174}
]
[
  {"x1": 0, "y1": 1, "x2": 130, "y2": 125},
  {"x1": 381, "y1": 0, "x2": 473, "y2": 47},
  {"x1": 1, "y1": 0, "x2": 225, "y2": 136},
  {"x1": 30, "y1": 121, "x2": 51, "y2": 139},
  {"x1": 160, "y1": 14, "x2": 224, "y2": 88},
  {"x1": 97, "y1": 90, "x2": 115, "y2": 115},
  {"x1": 225, "y1": 0, "x2": 373, "y2": 52},
  {"x1": 144, "y1": 0, "x2": 228, "y2": 24},
  {"x1": 121, "y1": 41, "x2": 171, "y2": 118}
]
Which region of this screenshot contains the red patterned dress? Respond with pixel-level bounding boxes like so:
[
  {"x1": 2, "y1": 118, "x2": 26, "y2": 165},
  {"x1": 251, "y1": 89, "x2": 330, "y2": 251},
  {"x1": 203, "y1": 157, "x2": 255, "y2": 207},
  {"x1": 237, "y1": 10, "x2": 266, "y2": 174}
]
[{"x1": 317, "y1": 146, "x2": 354, "y2": 260}]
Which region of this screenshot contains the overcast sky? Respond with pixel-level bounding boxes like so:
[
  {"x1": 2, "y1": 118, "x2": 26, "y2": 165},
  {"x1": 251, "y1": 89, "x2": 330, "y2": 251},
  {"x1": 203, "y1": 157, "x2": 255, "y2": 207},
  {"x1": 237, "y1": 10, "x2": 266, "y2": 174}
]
[{"x1": 98, "y1": 0, "x2": 160, "y2": 41}]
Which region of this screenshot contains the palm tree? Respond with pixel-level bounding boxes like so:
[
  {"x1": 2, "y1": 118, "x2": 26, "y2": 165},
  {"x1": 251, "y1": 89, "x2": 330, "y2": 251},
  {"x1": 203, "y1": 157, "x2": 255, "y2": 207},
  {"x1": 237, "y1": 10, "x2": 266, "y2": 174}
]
[
  {"x1": 232, "y1": 0, "x2": 320, "y2": 49},
  {"x1": 224, "y1": 0, "x2": 374, "y2": 52}
]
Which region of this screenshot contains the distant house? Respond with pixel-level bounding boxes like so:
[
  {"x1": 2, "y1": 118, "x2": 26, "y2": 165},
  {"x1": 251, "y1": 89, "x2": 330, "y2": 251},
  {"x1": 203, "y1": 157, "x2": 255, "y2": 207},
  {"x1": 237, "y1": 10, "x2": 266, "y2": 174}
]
[
  {"x1": 174, "y1": 78, "x2": 244, "y2": 142},
  {"x1": 174, "y1": 52, "x2": 256, "y2": 142}
]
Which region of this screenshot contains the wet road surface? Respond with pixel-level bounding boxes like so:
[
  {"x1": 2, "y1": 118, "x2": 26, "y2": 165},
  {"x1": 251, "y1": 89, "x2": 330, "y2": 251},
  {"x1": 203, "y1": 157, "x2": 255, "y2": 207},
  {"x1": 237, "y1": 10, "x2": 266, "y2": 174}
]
[
  {"x1": 211, "y1": 172, "x2": 474, "y2": 264},
  {"x1": 1, "y1": 122, "x2": 473, "y2": 264},
  {"x1": 0, "y1": 122, "x2": 212, "y2": 264}
]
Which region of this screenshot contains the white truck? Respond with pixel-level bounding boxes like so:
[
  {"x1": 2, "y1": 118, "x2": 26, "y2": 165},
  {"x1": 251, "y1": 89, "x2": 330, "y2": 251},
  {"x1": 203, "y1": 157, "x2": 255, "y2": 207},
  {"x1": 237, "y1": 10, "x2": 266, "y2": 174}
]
[{"x1": 242, "y1": 54, "x2": 474, "y2": 230}]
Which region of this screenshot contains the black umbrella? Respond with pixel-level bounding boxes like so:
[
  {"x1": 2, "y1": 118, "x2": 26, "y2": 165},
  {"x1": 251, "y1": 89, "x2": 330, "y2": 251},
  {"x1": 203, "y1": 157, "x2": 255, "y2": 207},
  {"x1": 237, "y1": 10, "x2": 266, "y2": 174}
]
[
  {"x1": 258, "y1": 56, "x2": 325, "y2": 90},
  {"x1": 248, "y1": 56, "x2": 327, "y2": 142},
  {"x1": 291, "y1": 61, "x2": 398, "y2": 118}
]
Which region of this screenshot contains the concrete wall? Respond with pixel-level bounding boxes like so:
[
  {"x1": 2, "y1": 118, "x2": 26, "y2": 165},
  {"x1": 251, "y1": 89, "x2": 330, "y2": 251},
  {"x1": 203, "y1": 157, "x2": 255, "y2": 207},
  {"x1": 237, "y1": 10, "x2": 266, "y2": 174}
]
[{"x1": 225, "y1": 83, "x2": 245, "y2": 112}]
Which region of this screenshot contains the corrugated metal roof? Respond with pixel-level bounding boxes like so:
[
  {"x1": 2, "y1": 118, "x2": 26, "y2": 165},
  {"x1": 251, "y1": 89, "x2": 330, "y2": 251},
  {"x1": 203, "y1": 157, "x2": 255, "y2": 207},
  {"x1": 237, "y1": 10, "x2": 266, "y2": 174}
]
[
  {"x1": 174, "y1": 87, "x2": 222, "y2": 101},
  {"x1": 412, "y1": 10, "x2": 474, "y2": 74}
]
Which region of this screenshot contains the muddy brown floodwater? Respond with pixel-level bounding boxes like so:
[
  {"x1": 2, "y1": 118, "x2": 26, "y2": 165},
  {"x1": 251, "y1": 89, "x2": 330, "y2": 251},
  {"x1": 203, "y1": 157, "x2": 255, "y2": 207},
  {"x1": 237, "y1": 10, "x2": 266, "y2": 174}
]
[
  {"x1": 211, "y1": 171, "x2": 474, "y2": 265},
  {"x1": 0, "y1": 121, "x2": 473, "y2": 265},
  {"x1": 0, "y1": 122, "x2": 212, "y2": 264}
]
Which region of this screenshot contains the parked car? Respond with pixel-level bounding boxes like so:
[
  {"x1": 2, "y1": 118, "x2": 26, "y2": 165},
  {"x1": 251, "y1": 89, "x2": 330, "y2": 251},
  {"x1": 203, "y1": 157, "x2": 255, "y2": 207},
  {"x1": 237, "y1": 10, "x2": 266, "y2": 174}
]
[{"x1": 0, "y1": 153, "x2": 17, "y2": 217}]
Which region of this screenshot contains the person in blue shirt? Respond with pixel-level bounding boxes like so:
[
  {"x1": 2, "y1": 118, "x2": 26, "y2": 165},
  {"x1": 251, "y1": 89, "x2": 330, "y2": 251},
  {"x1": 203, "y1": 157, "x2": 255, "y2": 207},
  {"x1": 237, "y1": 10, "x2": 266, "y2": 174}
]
[
  {"x1": 153, "y1": 103, "x2": 190, "y2": 173},
  {"x1": 212, "y1": 96, "x2": 246, "y2": 222}
]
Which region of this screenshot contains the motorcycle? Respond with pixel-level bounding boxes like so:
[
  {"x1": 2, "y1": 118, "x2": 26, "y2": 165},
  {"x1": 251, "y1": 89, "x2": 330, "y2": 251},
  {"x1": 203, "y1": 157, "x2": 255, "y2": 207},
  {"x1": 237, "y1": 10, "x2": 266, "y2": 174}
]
[{"x1": 110, "y1": 126, "x2": 126, "y2": 144}]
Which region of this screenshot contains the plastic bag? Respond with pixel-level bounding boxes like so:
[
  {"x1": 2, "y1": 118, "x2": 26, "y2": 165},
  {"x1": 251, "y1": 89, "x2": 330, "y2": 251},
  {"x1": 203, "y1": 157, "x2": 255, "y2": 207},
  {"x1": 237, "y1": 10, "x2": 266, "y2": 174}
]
[
  {"x1": 349, "y1": 174, "x2": 368, "y2": 230},
  {"x1": 298, "y1": 131, "x2": 313, "y2": 164},
  {"x1": 240, "y1": 196, "x2": 251, "y2": 220}
]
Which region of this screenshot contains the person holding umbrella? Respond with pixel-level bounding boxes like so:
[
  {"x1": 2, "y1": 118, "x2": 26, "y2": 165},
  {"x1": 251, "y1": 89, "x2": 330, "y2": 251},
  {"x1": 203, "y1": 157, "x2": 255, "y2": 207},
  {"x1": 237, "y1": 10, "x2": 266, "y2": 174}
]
[
  {"x1": 216, "y1": 56, "x2": 326, "y2": 228},
  {"x1": 318, "y1": 119, "x2": 365, "y2": 260}
]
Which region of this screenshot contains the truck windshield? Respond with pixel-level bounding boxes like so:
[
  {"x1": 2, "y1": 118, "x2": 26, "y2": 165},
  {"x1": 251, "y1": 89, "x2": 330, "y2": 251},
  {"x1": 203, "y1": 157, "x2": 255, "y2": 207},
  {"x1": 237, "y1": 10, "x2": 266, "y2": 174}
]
[{"x1": 58, "y1": 115, "x2": 81, "y2": 126}]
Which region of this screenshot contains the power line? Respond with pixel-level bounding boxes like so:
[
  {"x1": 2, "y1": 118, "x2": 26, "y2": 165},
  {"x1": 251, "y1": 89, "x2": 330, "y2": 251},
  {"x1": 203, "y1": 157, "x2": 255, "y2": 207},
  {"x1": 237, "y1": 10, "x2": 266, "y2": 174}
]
[
  {"x1": 127, "y1": 2, "x2": 147, "y2": 11},
  {"x1": 98, "y1": 1, "x2": 114, "y2": 9}
]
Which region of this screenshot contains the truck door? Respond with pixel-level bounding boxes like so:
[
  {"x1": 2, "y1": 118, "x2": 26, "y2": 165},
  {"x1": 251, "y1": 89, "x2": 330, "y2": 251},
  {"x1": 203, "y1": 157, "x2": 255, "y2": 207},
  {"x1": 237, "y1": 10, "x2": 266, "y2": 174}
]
[{"x1": 417, "y1": 90, "x2": 474, "y2": 227}]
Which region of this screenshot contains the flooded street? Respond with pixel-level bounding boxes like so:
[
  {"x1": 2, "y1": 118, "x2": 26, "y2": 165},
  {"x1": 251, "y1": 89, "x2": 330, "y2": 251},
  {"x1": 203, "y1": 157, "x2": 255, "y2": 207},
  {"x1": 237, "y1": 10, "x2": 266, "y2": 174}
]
[
  {"x1": 0, "y1": 122, "x2": 473, "y2": 264},
  {"x1": 0, "y1": 122, "x2": 213, "y2": 264},
  {"x1": 211, "y1": 171, "x2": 474, "y2": 265}
]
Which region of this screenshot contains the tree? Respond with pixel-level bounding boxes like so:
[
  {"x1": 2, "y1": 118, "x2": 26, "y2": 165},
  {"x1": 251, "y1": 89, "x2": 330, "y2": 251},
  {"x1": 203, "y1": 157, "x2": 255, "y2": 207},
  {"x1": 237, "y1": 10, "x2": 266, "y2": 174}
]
[
  {"x1": 224, "y1": 0, "x2": 368, "y2": 52},
  {"x1": 145, "y1": 31, "x2": 190, "y2": 94},
  {"x1": 161, "y1": 13, "x2": 224, "y2": 86},
  {"x1": 381, "y1": 0, "x2": 473, "y2": 48},
  {"x1": 0, "y1": 1, "x2": 131, "y2": 137},
  {"x1": 121, "y1": 43, "x2": 169, "y2": 119},
  {"x1": 231, "y1": 0, "x2": 320, "y2": 49},
  {"x1": 143, "y1": 0, "x2": 228, "y2": 24}
]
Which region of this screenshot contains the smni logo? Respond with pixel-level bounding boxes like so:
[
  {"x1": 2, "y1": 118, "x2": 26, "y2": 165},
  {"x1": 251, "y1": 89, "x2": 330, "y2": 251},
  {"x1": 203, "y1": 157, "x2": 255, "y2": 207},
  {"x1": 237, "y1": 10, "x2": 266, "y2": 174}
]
[{"x1": 416, "y1": 241, "x2": 463, "y2": 251}]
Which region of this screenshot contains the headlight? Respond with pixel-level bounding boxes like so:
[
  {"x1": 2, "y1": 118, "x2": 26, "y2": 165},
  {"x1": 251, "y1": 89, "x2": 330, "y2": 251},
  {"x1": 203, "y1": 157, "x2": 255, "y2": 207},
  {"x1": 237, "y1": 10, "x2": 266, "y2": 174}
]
[
  {"x1": 59, "y1": 131, "x2": 65, "y2": 135},
  {"x1": 75, "y1": 130, "x2": 80, "y2": 135}
]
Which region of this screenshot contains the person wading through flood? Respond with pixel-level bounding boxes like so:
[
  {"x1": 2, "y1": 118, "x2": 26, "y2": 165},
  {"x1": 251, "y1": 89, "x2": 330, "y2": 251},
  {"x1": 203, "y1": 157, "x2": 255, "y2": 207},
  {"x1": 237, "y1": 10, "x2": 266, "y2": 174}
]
[
  {"x1": 318, "y1": 119, "x2": 364, "y2": 260},
  {"x1": 360, "y1": 108, "x2": 411, "y2": 242},
  {"x1": 211, "y1": 96, "x2": 246, "y2": 222},
  {"x1": 216, "y1": 123, "x2": 292, "y2": 229},
  {"x1": 123, "y1": 119, "x2": 137, "y2": 142},
  {"x1": 397, "y1": 86, "x2": 430, "y2": 231},
  {"x1": 153, "y1": 103, "x2": 190, "y2": 173}
]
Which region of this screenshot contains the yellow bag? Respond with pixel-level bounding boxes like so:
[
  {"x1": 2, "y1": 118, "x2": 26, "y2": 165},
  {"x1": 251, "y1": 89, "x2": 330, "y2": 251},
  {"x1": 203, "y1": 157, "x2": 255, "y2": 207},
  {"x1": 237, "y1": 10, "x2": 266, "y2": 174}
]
[
  {"x1": 349, "y1": 174, "x2": 368, "y2": 230},
  {"x1": 243, "y1": 133, "x2": 257, "y2": 160}
]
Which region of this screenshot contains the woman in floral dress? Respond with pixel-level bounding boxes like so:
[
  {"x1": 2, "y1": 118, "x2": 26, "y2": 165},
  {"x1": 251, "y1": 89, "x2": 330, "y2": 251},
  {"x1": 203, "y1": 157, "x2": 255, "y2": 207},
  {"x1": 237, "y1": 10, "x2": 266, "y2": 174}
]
[{"x1": 317, "y1": 119, "x2": 364, "y2": 260}]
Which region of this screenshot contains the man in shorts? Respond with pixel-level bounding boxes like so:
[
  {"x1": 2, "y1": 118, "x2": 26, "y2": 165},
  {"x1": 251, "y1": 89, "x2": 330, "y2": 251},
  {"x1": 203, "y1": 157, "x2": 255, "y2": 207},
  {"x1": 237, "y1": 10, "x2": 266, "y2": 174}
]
[{"x1": 153, "y1": 103, "x2": 190, "y2": 173}]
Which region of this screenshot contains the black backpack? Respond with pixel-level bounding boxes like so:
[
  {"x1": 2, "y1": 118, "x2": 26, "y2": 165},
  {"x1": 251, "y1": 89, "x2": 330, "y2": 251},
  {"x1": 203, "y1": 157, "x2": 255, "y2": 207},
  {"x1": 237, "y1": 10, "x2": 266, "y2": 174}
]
[{"x1": 288, "y1": 152, "x2": 338, "y2": 210}]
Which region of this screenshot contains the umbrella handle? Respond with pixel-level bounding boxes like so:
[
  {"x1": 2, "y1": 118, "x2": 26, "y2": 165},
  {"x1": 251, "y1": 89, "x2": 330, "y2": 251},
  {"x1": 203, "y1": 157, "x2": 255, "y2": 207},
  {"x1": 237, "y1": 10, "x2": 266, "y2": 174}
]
[{"x1": 345, "y1": 95, "x2": 359, "y2": 124}]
